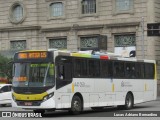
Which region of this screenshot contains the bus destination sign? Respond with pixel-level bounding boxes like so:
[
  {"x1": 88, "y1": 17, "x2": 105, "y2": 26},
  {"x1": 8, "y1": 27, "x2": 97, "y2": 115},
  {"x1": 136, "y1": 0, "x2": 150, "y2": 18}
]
[{"x1": 18, "y1": 52, "x2": 47, "y2": 59}]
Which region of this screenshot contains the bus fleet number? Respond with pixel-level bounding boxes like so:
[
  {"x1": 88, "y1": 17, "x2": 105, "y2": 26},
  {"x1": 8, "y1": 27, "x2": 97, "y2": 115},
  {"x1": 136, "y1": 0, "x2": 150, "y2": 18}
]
[{"x1": 74, "y1": 82, "x2": 85, "y2": 87}]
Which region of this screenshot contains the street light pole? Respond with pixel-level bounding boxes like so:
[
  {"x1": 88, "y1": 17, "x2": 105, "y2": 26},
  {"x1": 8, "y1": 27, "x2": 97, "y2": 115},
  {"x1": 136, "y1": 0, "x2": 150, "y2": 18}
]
[{"x1": 141, "y1": 17, "x2": 145, "y2": 59}]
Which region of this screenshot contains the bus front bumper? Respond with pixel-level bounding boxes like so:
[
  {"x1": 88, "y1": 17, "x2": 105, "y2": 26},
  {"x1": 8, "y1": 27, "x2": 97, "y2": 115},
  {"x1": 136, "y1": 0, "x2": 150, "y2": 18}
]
[{"x1": 12, "y1": 97, "x2": 56, "y2": 109}]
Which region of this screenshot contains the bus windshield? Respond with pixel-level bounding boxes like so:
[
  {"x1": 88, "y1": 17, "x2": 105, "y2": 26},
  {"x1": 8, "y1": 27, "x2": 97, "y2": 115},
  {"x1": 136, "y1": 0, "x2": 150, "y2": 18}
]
[{"x1": 12, "y1": 63, "x2": 55, "y2": 87}]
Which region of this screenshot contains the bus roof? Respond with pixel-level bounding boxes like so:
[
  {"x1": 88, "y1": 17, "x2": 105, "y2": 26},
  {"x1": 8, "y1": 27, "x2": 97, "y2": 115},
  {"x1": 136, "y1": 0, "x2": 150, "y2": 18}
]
[
  {"x1": 56, "y1": 50, "x2": 156, "y2": 63},
  {"x1": 15, "y1": 49, "x2": 156, "y2": 63},
  {"x1": 18, "y1": 50, "x2": 47, "y2": 53}
]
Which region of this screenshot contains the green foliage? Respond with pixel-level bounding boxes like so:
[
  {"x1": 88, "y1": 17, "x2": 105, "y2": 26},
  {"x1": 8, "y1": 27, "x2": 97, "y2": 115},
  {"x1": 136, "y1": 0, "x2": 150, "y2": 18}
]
[{"x1": 0, "y1": 54, "x2": 13, "y2": 82}]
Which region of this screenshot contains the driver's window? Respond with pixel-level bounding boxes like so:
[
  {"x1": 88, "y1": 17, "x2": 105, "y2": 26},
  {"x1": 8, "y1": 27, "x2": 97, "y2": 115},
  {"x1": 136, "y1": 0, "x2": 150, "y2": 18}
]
[
  {"x1": 48, "y1": 64, "x2": 54, "y2": 76},
  {"x1": 45, "y1": 64, "x2": 55, "y2": 86}
]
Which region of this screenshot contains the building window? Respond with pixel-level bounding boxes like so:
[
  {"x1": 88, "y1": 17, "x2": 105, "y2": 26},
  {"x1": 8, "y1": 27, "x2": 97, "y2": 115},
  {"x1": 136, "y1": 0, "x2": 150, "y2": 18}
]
[
  {"x1": 114, "y1": 34, "x2": 136, "y2": 57},
  {"x1": 116, "y1": 0, "x2": 133, "y2": 11},
  {"x1": 9, "y1": 2, "x2": 26, "y2": 24},
  {"x1": 10, "y1": 40, "x2": 26, "y2": 50},
  {"x1": 50, "y1": 2, "x2": 63, "y2": 17},
  {"x1": 81, "y1": 0, "x2": 96, "y2": 14},
  {"x1": 49, "y1": 38, "x2": 67, "y2": 49},
  {"x1": 80, "y1": 35, "x2": 107, "y2": 51},
  {"x1": 80, "y1": 36, "x2": 98, "y2": 50},
  {"x1": 113, "y1": 0, "x2": 134, "y2": 14},
  {"x1": 13, "y1": 5, "x2": 23, "y2": 21},
  {"x1": 114, "y1": 34, "x2": 135, "y2": 47}
]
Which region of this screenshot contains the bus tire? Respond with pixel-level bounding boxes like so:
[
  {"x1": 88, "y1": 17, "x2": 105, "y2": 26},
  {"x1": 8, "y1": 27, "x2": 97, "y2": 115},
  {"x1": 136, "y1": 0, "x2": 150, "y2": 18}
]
[
  {"x1": 91, "y1": 107, "x2": 104, "y2": 111},
  {"x1": 117, "y1": 93, "x2": 134, "y2": 110},
  {"x1": 124, "y1": 93, "x2": 134, "y2": 110},
  {"x1": 69, "y1": 95, "x2": 82, "y2": 115}
]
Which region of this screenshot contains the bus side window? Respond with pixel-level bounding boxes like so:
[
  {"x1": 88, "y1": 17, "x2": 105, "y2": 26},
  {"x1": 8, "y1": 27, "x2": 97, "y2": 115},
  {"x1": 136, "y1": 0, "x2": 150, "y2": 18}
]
[
  {"x1": 125, "y1": 62, "x2": 136, "y2": 79},
  {"x1": 108, "y1": 61, "x2": 113, "y2": 77},
  {"x1": 135, "y1": 63, "x2": 144, "y2": 79},
  {"x1": 58, "y1": 65, "x2": 64, "y2": 80},
  {"x1": 100, "y1": 60, "x2": 112, "y2": 78},
  {"x1": 144, "y1": 63, "x2": 154, "y2": 79},
  {"x1": 88, "y1": 60, "x2": 100, "y2": 77},
  {"x1": 57, "y1": 63, "x2": 72, "y2": 81},
  {"x1": 74, "y1": 58, "x2": 88, "y2": 78},
  {"x1": 114, "y1": 61, "x2": 124, "y2": 78},
  {"x1": 74, "y1": 59, "x2": 81, "y2": 77},
  {"x1": 55, "y1": 56, "x2": 73, "y2": 89},
  {"x1": 64, "y1": 63, "x2": 72, "y2": 80}
]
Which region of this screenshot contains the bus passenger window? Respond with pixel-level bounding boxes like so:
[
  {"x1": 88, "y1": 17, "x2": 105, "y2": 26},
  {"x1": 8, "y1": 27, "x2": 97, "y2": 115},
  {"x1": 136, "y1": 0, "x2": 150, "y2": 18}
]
[
  {"x1": 135, "y1": 63, "x2": 144, "y2": 79},
  {"x1": 88, "y1": 60, "x2": 100, "y2": 77},
  {"x1": 144, "y1": 63, "x2": 154, "y2": 79},
  {"x1": 74, "y1": 59, "x2": 81, "y2": 77},
  {"x1": 100, "y1": 61, "x2": 107, "y2": 77},
  {"x1": 131, "y1": 66, "x2": 136, "y2": 78},
  {"x1": 125, "y1": 62, "x2": 135, "y2": 79},
  {"x1": 74, "y1": 59, "x2": 87, "y2": 77},
  {"x1": 114, "y1": 62, "x2": 124, "y2": 78},
  {"x1": 125, "y1": 66, "x2": 130, "y2": 78}
]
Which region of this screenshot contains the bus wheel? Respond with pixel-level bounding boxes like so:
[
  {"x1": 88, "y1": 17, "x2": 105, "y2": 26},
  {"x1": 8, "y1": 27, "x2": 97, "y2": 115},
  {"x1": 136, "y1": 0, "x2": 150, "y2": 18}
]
[
  {"x1": 117, "y1": 93, "x2": 134, "y2": 110},
  {"x1": 124, "y1": 93, "x2": 134, "y2": 110},
  {"x1": 70, "y1": 96, "x2": 82, "y2": 115},
  {"x1": 91, "y1": 107, "x2": 104, "y2": 111}
]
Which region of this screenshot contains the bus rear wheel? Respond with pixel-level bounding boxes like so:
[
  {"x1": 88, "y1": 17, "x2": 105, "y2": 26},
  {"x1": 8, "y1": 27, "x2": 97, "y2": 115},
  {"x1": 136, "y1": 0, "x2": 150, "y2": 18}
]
[
  {"x1": 69, "y1": 96, "x2": 82, "y2": 115},
  {"x1": 125, "y1": 93, "x2": 134, "y2": 109},
  {"x1": 118, "y1": 93, "x2": 134, "y2": 110}
]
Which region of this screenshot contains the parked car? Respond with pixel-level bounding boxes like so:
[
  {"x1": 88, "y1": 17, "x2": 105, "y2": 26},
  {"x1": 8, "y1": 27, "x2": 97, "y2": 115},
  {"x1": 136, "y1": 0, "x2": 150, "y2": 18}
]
[{"x1": 0, "y1": 84, "x2": 12, "y2": 107}]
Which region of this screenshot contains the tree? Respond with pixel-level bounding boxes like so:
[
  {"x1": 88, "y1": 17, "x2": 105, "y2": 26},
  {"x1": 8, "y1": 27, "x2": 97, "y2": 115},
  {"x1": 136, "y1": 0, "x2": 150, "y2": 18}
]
[{"x1": 0, "y1": 54, "x2": 12, "y2": 83}]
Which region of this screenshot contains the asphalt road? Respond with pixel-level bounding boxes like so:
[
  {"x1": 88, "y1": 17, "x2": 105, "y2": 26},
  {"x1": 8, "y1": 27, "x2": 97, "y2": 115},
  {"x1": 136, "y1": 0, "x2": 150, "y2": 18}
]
[{"x1": 0, "y1": 97, "x2": 160, "y2": 120}]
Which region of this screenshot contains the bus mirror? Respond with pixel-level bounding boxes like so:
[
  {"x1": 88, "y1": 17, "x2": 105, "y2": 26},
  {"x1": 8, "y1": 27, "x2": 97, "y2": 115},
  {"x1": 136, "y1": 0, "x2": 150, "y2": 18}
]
[{"x1": 8, "y1": 60, "x2": 13, "y2": 64}]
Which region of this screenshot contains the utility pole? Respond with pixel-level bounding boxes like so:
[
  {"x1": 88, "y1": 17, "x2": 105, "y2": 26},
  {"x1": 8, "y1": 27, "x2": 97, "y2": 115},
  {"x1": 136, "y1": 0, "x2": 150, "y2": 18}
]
[{"x1": 141, "y1": 17, "x2": 145, "y2": 59}]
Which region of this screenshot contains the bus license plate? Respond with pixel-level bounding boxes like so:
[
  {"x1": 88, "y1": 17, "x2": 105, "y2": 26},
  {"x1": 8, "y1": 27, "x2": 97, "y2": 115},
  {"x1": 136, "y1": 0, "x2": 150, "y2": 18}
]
[{"x1": 24, "y1": 102, "x2": 32, "y2": 106}]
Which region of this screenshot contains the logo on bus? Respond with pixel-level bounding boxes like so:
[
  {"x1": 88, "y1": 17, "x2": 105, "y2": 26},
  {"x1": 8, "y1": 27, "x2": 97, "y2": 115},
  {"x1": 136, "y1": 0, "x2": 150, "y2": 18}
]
[
  {"x1": 74, "y1": 82, "x2": 90, "y2": 88},
  {"x1": 121, "y1": 81, "x2": 125, "y2": 87},
  {"x1": 121, "y1": 81, "x2": 132, "y2": 87}
]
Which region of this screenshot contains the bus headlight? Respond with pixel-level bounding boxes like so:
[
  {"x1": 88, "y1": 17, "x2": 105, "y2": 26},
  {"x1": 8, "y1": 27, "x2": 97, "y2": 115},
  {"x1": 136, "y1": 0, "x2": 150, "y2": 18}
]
[{"x1": 43, "y1": 92, "x2": 54, "y2": 102}]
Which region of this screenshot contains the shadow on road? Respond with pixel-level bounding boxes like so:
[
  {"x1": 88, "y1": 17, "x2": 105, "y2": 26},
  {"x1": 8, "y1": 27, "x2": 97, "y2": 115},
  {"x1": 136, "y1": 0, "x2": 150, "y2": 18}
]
[
  {"x1": 133, "y1": 105, "x2": 154, "y2": 109},
  {"x1": 42, "y1": 105, "x2": 154, "y2": 117}
]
